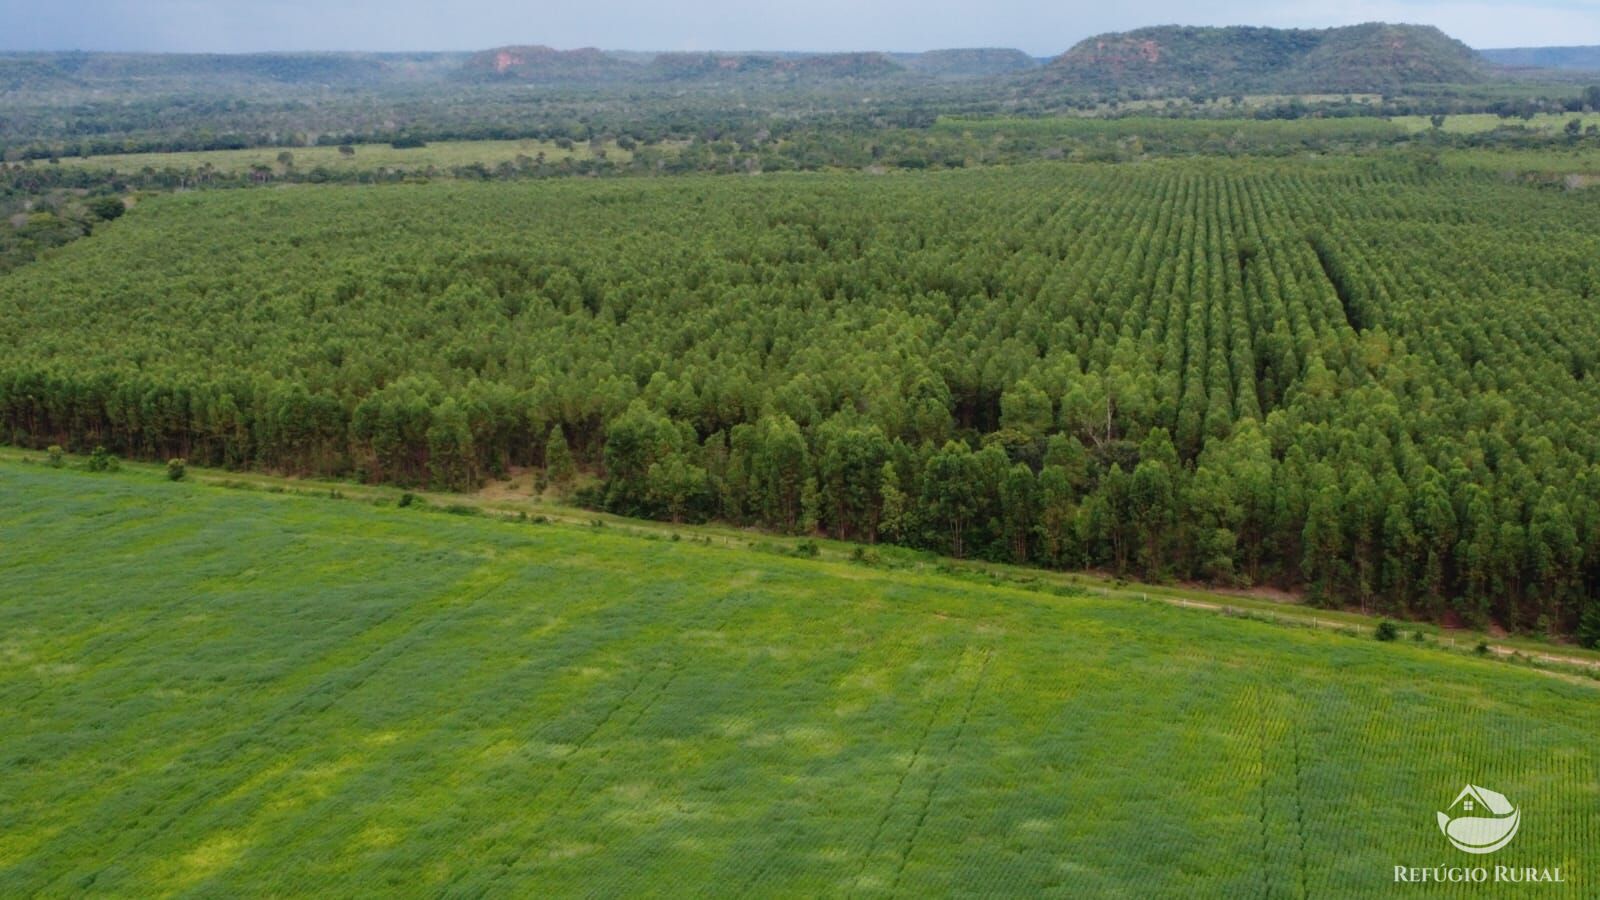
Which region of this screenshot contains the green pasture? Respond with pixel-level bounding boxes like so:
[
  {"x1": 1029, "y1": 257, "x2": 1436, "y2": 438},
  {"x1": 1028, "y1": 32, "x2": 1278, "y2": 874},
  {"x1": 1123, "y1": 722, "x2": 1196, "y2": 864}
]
[
  {"x1": 1435, "y1": 146, "x2": 1600, "y2": 178},
  {"x1": 1, "y1": 460, "x2": 1596, "y2": 896},
  {"x1": 49, "y1": 138, "x2": 631, "y2": 174},
  {"x1": 1394, "y1": 112, "x2": 1600, "y2": 133}
]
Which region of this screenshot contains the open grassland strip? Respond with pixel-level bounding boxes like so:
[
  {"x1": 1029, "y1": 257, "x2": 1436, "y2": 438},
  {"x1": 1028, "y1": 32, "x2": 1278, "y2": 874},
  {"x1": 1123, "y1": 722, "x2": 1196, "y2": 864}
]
[
  {"x1": 1390, "y1": 113, "x2": 1600, "y2": 134},
  {"x1": 453, "y1": 589, "x2": 745, "y2": 897},
  {"x1": 847, "y1": 650, "x2": 971, "y2": 896},
  {"x1": 1249, "y1": 683, "x2": 1304, "y2": 899},
  {"x1": 2, "y1": 463, "x2": 1599, "y2": 893},
  {"x1": 33, "y1": 560, "x2": 519, "y2": 895},
  {"x1": 5, "y1": 448, "x2": 1597, "y2": 683},
  {"x1": 217, "y1": 554, "x2": 719, "y2": 896},
  {"x1": 888, "y1": 648, "x2": 993, "y2": 894},
  {"x1": 52, "y1": 139, "x2": 632, "y2": 175}
]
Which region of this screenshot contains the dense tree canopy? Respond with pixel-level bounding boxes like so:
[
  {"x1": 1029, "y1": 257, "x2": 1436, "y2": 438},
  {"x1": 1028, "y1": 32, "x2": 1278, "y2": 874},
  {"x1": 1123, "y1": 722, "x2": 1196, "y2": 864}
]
[{"x1": 3, "y1": 160, "x2": 1599, "y2": 638}]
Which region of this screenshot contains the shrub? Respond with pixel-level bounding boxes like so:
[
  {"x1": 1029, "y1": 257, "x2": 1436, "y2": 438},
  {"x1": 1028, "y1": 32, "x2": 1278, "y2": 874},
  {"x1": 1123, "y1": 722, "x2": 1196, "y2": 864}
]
[
  {"x1": 847, "y1": 546, "x2": 882, "y2": 566},
  {"x1": 47, "y1": 445, "x2": 64, "y2": 468},
  {"x1": 166, "y1": 458, "x2": 187, "y2": 481},
  {"x1": 1475, "y1": 640, "x2": 1491, "y2": 656},
  {"x1": 1374, "y1": 621, "x2": 1399, "y2": 642},
  {"x1": 89, "y1": 196, "x2": 125, "y2": 221},
  {"x1": 86, "y1": 445, "x2": 118, "y2": 472},
  {"x1": 398, "y1": 492, "x2": 416, "y2": 508},
  {"x1": 794, "y1": 539, "x2": 820, "y2": 558},
  {"x1": 1577, "y1": 603, "x2": 1600, "y2": 650}
]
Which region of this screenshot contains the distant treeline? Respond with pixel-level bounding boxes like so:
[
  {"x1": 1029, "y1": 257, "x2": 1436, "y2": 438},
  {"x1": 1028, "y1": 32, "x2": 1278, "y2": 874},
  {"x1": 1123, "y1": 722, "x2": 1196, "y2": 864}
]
[{"x1": 2, "y1": 70, "x2": 1596, "y2": 163}]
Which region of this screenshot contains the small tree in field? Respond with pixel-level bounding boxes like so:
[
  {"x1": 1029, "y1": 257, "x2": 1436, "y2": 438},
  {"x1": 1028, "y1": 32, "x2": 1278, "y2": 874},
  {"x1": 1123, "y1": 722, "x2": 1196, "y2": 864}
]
[
  {"x1": 86, "y1": 446, "x2": 118, "y2": 472},
  {"x1": 89, "y1": 196, "x2": 125, "y2": 221},
  {"x1": 167, "y1": 458, "x2": 187, "y2": 481},
  {"x1": 1579, "y1": 602, "x2": 1600, "y2": 650},
  {"x1": 47, "y1": 445, "x2": 64, "y2": 468},
  {"x1": 545, "y1": 425, "x2": 576, "y2": 490}
]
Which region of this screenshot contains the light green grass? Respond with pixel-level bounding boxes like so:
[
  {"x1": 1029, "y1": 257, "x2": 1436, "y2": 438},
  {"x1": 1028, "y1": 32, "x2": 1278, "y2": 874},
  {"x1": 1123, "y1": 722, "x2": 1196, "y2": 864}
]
[
  {"x1": 1434, "y1": 146, "x2": 1600, "y2": 179},
  {"x1": 1, "y1": 459, "x2": 1597, "y2": 896},
  {"x1": 28, "y1": 447, "x2": 1594, "y2": 673},
  {"x1": 1393, "y1": 112, "x2": 1600, "y2": 134},
  {"x1": 51, "y1": 138, "x2": 631, "y2": 174}
]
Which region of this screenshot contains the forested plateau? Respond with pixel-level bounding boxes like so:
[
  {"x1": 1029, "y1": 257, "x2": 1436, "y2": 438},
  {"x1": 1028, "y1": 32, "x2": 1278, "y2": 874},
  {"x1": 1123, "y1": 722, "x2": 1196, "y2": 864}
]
[{"x1": 3, "y1": 160, "x2": 1600, "y2": 640}]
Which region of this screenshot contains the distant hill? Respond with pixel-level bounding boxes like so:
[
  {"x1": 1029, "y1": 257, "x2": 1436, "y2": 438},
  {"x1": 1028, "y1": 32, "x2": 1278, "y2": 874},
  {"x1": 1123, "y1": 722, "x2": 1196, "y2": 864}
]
[
  {"x1": 1035, "y1": 23, "x2": 1487, "y2": 95},
  {"x1": 1480, "y1": 46, "x2": 1600, "y2": 72},
  {"x1": 455, "y1": 47, "x2": 912, "y2": 84},
  {"x1": 0, "y1": 28, "x2": 1523, "y2": 98},
  {"x1": 893, "y1": 48, "x2": 1040, "y2": 78},
  {"x1": 647, "y1": 51, "x2": 904, "y2": 82},
  {"x1": 0, "y1": 51, "x2": 465, "y2": 92},
  {"x1": 460, "y1": 46, "x2": 635, "y2": 82}
]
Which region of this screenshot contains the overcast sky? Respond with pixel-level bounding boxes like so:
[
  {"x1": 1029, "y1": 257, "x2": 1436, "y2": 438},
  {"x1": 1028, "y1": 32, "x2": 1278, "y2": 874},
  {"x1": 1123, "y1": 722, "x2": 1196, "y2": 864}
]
[{"x1": 4, "y1": 0, "x2": 1598, "y2": 56}]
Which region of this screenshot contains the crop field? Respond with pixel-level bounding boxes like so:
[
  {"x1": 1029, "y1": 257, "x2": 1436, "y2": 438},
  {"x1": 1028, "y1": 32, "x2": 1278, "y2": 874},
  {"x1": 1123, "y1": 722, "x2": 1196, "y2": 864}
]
[
  {"x1": 49, "y1": 138, "x2": 631, "y2": 174},
  {"x1": 0, "y1": 460, "x2": 1597, "y2": 896}
]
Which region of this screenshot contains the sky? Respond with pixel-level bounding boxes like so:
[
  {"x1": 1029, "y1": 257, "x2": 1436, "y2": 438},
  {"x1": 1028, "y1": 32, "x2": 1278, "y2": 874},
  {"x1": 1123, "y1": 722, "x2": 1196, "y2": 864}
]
[{"x1": 4, "y1": 0, "x2": 1599, "y2": 56}]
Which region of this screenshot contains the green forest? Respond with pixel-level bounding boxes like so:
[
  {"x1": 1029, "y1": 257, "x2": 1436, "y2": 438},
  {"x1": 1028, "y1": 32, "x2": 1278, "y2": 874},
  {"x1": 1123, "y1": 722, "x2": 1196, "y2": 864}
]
[{"x1": 4, "y1": 159, "x2": 1599, "y2": 640}]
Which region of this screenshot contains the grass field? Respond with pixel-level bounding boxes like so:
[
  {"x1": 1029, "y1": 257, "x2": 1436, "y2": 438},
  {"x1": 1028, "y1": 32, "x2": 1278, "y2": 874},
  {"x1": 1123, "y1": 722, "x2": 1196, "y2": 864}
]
[
  {"x1": 1436, "y1": 147, "x2": 1600, "y2": 178},
  {"x1": 1393, "y1": 112, "x2": 1600, "y2": 134},
  {"x1": 50, "y1": 138, "x2": 632, "y2": 174},
  {"x1": 2, "y1": 459, "x2": 1597, "y2": 896}
]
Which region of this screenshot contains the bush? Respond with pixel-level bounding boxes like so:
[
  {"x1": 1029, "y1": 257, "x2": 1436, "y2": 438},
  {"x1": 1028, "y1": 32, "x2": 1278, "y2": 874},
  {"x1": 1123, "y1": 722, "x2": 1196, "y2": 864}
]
[
  {"x1": 1374, "y1": 620, "x2": 1399, "y2": 642},
  {"x1": 793, "y1": 539, "x2": 820, "y2": 558},
  {"x1": 397, "y1": 492, "x2": 416, "y2": 508},
  {"x1": 88, "y1": 196, "x2": 125, "y2": 221},
  {"x1": 847, "y1": 545, "x2": 882, "y2": 566},
  {"x1": 47, "y1": 445, "x2": 64, "y2": 468},
  {"x1": 1475, "y1": 640, "x2": 1491, "y2": 656},
  {"x1": 166, "y1": 458, "x2": 186, "y2": 481},
  {"x1": 1578, "y1": 603, "x2": 1600, "y2": 650},
  {"x1": 86, "y1": 445, "x2": 118, "y2": 472}
]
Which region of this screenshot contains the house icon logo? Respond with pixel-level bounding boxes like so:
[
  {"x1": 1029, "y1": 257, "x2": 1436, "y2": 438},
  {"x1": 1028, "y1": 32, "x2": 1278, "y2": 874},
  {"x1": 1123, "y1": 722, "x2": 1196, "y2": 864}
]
[{"x1": 1437, "y1": 785, "x2": 1520, "y2": 854}]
